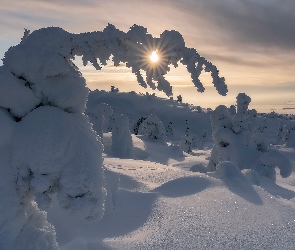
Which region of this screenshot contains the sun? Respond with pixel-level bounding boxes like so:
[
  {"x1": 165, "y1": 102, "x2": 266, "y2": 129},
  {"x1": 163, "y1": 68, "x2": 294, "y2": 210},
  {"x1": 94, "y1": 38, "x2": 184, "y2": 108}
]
[{"x1": 150, "y1": 50, "x2": 159, "y2": 63}]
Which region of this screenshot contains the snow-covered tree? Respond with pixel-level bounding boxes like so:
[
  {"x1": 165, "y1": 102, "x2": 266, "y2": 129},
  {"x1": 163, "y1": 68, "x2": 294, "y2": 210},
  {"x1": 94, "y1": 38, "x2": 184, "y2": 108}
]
[
  {"x1": 0, "y1": 23, "x2": 229, "y2": 249},
  {"x1": 139, "y1": 114, "x2": 166, "y2": 141},
  {"x1": 185, "y1": 118, "x2": 190, "y2": 135},
  {"x1": 177, "y1": 95, "x2": 183, "y2": 103},
  {"x1": 199, "y1": 128, "x2": 208, "y2": 149},
  {"x1": 166, "y1": 120, "x2": 174, "y2": 137},
  {"x1": 236, "y1": 93, "x2": 251, "y2": 115},
  {"x1": 90, "y1": 103, "x2": 113, "y2": 139},
  {"x1": 179, "y1": 135, "x2": 193, "y2": 154},
  {"x1": 111, "y1": 85, "x2": 119, "y2": 92},
  {"x1": 207, "y1": 94, "x2": 292, "y2": 181},
  {"x1": 284, "y1": 120, "x2": 295, "y2": 147},
  {"x1": 108, "y1": 114, "x2": 115, "y2": 132},
  {"x1": 0, "y1": 27, "x2": 106, "y2": 249},
  {"x1": 134, "y1": 116, "x2": 147, "y2": 135},
  {"x1": 112, "y1": 114, "x2": 133, "y2": 158},
  {"x1": 179, "y1": 118, "x2": 193, "y2": 153}
]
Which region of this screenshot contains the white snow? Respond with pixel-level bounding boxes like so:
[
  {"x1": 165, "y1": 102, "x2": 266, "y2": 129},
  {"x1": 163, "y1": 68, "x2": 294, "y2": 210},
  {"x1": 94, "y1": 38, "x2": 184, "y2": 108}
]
[
  {"x1": 2, "y1": 88, "x2": 295, "y2": 249},
  {"x1": 44, "y1": 90, "x2": 295, "y2": 250}
]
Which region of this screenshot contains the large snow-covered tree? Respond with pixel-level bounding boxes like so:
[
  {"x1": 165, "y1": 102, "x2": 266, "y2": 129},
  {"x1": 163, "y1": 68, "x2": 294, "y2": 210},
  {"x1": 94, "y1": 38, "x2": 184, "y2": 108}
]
[
  {"x1": 139, "y1": 114, "x2": 167, "y2": 141},
  {"x1": 207, "y1": 94, "x2": 292, "y2": 181},
  {"x1": 0, "y1": 24, "x2": 228, "y2": 249}
]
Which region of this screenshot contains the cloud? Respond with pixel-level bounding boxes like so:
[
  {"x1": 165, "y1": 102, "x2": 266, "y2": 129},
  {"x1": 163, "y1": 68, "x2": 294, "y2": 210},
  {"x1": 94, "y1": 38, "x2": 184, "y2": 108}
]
[
  {"x1": 171, "y1": 0, "x2": 295, "y2": 51},
  {"x1": 2, "y1": 0, "x2": 295, "y2": 54}
]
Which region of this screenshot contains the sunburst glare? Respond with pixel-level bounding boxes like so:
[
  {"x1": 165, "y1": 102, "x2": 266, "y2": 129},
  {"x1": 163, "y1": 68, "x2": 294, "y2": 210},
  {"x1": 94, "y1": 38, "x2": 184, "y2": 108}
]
[{"x1": 150, "y1": 50, "x2": 159, "y2": 62}]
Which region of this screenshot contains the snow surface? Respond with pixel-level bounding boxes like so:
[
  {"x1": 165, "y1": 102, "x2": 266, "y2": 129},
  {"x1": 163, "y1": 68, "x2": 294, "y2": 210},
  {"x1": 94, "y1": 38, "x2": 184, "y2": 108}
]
[
  {"x1": 46, "y1": 91, "x2": 295, "y2": 249},
  {"x1": 48, "y1": 137, "x2": 295, "y2": 249},
  {"x1": 1, "y1": 88, "x2": 295, "y2": 249}
]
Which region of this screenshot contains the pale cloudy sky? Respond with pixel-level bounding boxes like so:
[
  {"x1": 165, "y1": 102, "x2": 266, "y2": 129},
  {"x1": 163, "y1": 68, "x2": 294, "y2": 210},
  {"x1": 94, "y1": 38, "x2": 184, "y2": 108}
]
[{"x1": 1, "y1": 0, "x2": 294, "y2": 113}]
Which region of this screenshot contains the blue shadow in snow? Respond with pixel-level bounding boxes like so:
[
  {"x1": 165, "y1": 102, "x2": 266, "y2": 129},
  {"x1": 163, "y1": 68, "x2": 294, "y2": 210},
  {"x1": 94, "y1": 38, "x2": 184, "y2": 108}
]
[
  {"x1": 259, "y1": 177, "x2": 295, "y2": 200},
  {"x1": 220, "y1": 175, "x2": 264, "y2": 205},
  {"x1": 153, "y1": 176, "x2": 211, "y2": 198}
]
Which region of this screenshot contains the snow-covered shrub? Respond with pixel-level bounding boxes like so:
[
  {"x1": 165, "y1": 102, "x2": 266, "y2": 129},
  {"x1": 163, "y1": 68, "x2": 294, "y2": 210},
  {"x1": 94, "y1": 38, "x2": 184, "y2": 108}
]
[
  {"x1": 90, "y1": 103, "x2": 113, "y2": 138},
  {"x1": 139, "y1": 114, "x2": 166, "y2": 141},
  {"x1": 284, "y1": 120, "x2": 295, "y2": 147},
  {"x1": 146, "y1": 92, "x2": 156, "y2": 101},
  {"x1": 185, "y1": 118, "x2": 190, "y2": 135},
  {"x1": 276, "y1": 121, "x2": 286, "y2": 145},
  {"x1": 236, "y1": 93, "x2": 251, "y2": 115},
  {"x1": 108, "y1": 114, "x2": 115, "y2": 132},
  {"x1": 247, "y1": 109, "x2": 258, "y2": 133},
  {"x1": 177, "y1": 95, "x2": 182, "y2": 103},
  {"x1": 111, "y1": 85, "x2": 119, "y2": 92},
  {"x1": 179, "y1": 135, "x2": 193, "y2": 154},
  {"x1": 210, "y1": 105, "x2": 232, "y2": 134},
  {"x1": 179, "y1": 118, "x2": 193, "y2": 153},
  {"x1": 112, "y1": 114, "x2": 133, "y2": 158},
  {"x1": 207, "y1": 93, "x2": 292, "y2": 181},
  {"x1": 166, "y1": 121, "x2": 174, "y2": 137},
  {"x1": 133, "y1": 116, "x2": 147, "y2": 135}
]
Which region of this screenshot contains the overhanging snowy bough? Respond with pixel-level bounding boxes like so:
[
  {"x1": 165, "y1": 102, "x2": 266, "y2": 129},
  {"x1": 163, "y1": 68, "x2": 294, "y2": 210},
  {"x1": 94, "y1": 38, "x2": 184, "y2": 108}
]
[{"x1": 2, "y1": 24, "x2": 227, "y2": 120}]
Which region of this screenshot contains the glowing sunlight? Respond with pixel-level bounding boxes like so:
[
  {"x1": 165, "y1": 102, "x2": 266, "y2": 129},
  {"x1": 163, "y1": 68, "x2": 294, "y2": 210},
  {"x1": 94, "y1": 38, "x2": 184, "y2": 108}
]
[{"x1": 150, "y1": 50, "x2": 159, "y2": 62}]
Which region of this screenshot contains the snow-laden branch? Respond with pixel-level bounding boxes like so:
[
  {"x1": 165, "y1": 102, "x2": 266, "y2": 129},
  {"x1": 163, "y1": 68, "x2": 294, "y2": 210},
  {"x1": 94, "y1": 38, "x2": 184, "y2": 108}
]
[{"x1": 2, "y1": 24, "x2": 227, "y2": 118}]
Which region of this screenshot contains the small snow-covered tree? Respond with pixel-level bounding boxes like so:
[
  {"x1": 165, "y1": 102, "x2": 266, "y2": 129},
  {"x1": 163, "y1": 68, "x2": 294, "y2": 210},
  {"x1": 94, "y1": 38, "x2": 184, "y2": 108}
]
[
  {"x1": 139, "y1": 114, "x2": 166, "y2": 141},
  {"x1": 236, "y1": 93, "x2": 251, "y2": 115},
  {"x1": 91, "y1": 103, "x2": 113, "y2": 139},
  {"x1": 179, "y1": 135, "x2": 193, "y2": 154},
  {"x1": 284, "y1": 120, "x2": 295, "y2": 147},
  {"x1": 199, "y1": 128, "x2": 208, "y2": 149},
  {"x1": 111, "y1": 85, "x2": 119, "y2": 92},
  {"x1": 108, "y1": 114, "x2": 115, "y2": 132},
  {"x1": 166, "y1": 120, "x2": 174, "y2": 137},
  {"x1": 134, "y1": 116, "x2": 147, "y2": 135},
  {"x1": 185, "y1": 118, "x2": 190, "y2": 135},
  {"x1": 112, "y1": 114, "x2": 133, "y2": 158},
  {"x1": 180, "y1": 118, "x2": 193, "y2": 153},
  {"x1": 177, "y1": 95, "x2": 183, "y2": 103}
]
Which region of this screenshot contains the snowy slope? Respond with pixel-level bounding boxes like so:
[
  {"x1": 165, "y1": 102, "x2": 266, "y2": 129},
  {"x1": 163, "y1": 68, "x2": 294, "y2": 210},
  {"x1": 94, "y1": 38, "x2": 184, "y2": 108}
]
[
  {"x1": 47, "y1": 131, "x2": 295, "y2": 250},
  {"x1": 87, "y1": 90, "x2": 212, "y2": 141}
]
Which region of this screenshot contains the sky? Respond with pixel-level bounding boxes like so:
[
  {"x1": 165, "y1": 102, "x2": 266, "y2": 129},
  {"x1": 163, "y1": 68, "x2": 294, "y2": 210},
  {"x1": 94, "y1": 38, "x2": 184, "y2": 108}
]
[{"x1": 1, "y1": 0, "x2": 295, "y2": 113}]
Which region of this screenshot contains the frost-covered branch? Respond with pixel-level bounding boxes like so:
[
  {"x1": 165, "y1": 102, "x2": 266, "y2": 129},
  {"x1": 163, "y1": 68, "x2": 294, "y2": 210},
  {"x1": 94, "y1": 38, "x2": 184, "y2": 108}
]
[{"x1": 2, "y1": 24, "x2": 227, "y2": 116}]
